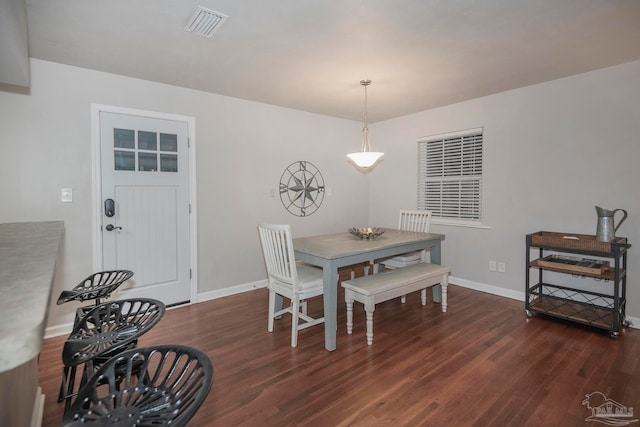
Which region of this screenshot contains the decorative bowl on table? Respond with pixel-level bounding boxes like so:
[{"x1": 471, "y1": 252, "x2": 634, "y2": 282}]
[{"x1": 348, "y1": 227, "x2": 386, "y2": 240}]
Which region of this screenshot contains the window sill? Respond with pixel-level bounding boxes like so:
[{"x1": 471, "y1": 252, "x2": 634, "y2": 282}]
[{"x1": 431, "y1": 219, "x2": 491, "y2": 229}]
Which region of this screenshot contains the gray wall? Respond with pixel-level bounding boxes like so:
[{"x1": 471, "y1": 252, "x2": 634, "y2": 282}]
[{"x1": 370, "y1": 60, "x2": 640, "y2": 322}]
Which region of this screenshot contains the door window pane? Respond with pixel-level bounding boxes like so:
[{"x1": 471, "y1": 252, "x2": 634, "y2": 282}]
[
  {"x1": 160, "y1": 154, "x2": 178, "y2": 172},
  {"x1": 138, "y1": 131, "x2": 157, "y2": 150},
  {"x1": 139, "y1": 152, "x2": 157, "y2": 171},
  {"x1": 115, "y1": 150, "x2": 135, "y2": 170},
  {"x1": 160, "y1": 133, "x2": 178, "y2": 152},
  {"x1": 114, "y1": 129, "x2": 135, "y2": 149}
]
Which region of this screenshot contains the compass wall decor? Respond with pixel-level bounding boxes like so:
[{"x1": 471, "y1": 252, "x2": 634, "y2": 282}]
[{"x1": 279, "y1": 161, "x2": 325, "y2": 217}]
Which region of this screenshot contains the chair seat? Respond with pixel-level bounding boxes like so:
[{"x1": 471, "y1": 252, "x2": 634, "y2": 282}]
[
  {"x1": 57, "y1": 270, "x2": 134, "y2": 305},
  {"x1": 388, "y1": 251, "x2": 422, "y2": 263},
  {"x1": 270, "y1": 264, "x2": 323, "y2": 297},
  {"x1": 62, "y1": 345, "x2": 213, "y2": 427},
  {"x1": 62, "y1": 299, "x2": 165, "y2": 367},
  {"x1": 58, "y1": 298, "x2": 166, "y2": 413},
  {"x1": 383, "y1": 258, "x2": 423, "y2": 269},
  {"x1": 294, "y1": 263, "x2": 324, "y2": 290}
]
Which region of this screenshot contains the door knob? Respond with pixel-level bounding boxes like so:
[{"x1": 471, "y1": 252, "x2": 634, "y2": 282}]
[{"x1": 105, "y1": 224, "x2": 122, "y2": 231}]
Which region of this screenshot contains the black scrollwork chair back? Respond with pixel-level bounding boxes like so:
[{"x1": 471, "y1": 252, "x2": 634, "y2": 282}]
[{"x1": 57, "y1": 270, "x2": 134, "y2": 326}]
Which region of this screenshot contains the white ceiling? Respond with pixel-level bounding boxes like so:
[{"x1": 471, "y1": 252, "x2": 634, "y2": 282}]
[{"x1": 23, "y1": 0, "x2": 640, "y2": 122}]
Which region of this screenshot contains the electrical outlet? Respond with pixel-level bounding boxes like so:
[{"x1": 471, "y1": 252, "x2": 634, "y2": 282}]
[
  {"x1": 489, "y1": 260, "x2": 497, "y2": 271},
  {"x1": 61, "y1": 188, "x2": 73, "y2": 203},
  {"x1": 498, "y1": 262, "x2": 506, "y2": 273}
]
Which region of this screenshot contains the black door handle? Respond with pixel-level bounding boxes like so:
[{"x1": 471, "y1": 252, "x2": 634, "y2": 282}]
[{"x1": 105, "y1": 224, "x2": 122, "y2": 231}]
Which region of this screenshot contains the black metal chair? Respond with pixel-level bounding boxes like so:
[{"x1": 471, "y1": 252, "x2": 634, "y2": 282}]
[
  {"x1": 58, "y1": 298, "x2": 166, "y2": 413},
  {"x1": 57, "y1": 270, "x2": 134, "y2": 325},
  {"x1": 62, "y1": 345, "x2": 214, "y2": 427}
]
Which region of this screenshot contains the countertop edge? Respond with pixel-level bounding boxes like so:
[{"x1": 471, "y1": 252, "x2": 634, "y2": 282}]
[{"x1": 0, "y1": 221, "x2": 64, "y2": 373}]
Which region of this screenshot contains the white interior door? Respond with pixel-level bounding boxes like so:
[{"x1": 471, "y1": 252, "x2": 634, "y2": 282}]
[{"x1": 99, "y1": 111, "x2": 191, "y2": 305}]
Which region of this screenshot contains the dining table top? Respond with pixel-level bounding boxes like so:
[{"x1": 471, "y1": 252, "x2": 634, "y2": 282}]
[{"x1": 293, "y1": 228, "x2": 445, "y2": 260}]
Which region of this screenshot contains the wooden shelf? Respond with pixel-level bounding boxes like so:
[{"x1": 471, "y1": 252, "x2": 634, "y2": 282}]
[
  {"x1": 529, "y1": 259, "x2": 624, "y2": 280},
  {"x1": 528, "y1": 294, "x2": 614, "y2": 331}
]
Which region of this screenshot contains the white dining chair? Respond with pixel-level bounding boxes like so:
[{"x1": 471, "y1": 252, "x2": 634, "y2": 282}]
[
  {"x1": 258, "y1": 223, "x2": 325, "y2": 347},
  {"x1": 377, "y1": 210, "x2": 432, "y2": 302},
  {"x1": 385, "y1": 210, "x2": 432, "y2": 266}
]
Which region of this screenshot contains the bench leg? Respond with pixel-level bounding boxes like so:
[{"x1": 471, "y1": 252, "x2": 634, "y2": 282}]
[
  {"x1": 346, "y1": 299, "x2": 354, "y2": 334},
  {"x1": 421, "y1": 289, "x2": 427, "y2": 306},
  {"x1": 400, "y1": 295, "x2": 406, "y2": 304},
  {"x1": 441, "y1": 274, "x2": 448, "y2": 313},
  {"x1": 364, "y1": 300, "x2": 375, "y2": 345},
  {"x1": 365, "y1": 310, "x2": 374, "y2": 345}
]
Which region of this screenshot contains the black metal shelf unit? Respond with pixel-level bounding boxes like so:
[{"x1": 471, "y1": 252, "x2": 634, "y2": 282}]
[{"x1": 525, "y1": 231, "x2": 630, "y2": 337}]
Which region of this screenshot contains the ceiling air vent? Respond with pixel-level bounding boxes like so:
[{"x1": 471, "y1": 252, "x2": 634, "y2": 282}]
[{"x1": 185, "y1": 6, "x2": 228, "y2": 38}]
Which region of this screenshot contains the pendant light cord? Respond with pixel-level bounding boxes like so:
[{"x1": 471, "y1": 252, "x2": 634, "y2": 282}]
[{"x1": 361, "y1": 80, "x2": 371, "y2": 152}]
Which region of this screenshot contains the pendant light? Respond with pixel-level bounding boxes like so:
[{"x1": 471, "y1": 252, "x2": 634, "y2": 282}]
[{"x1": 346, "y1": 79, "x2": 384, "y2": 168}]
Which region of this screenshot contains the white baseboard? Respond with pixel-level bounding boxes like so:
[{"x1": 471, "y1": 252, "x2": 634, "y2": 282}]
[
  {"x1": 45, "y1": 323, "x2": 74, "y2": 339},
  {"x1": 451, "y1": 275, "x2": 639, "y2": 330},
  {"x1": 196, "y1": 279, "x2": 268, "y2": 303},
  {"x1": 451, "y1": 276, "x2": 525, "y2": 302}
]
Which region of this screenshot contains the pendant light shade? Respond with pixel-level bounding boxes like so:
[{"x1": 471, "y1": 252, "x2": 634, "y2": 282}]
[{"x1": 347, "y1": 80, "x2": 384, "y2": 168}]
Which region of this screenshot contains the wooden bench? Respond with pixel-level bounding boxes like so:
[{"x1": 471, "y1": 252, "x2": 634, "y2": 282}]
[{"x1": 341, "y1": 263, "x2": 450, "y2": 345}]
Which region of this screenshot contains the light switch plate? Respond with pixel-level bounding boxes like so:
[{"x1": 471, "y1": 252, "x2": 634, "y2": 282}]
[{"x1": 61, "y1": 188, "x2": 73, "y2": 203}]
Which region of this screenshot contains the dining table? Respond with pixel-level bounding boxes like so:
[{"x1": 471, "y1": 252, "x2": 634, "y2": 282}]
[{"x1": 293, "y1": 228, "x2": 445, "y2": 351}]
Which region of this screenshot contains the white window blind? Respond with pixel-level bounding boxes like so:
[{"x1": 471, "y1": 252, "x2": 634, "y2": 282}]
[{"x1": 418, "y1": 128, "x2": 483, "y2": 222}]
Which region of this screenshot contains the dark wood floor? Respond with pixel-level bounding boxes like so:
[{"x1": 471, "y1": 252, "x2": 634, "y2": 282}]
[{"x1": 39, "y1": 284, "x2": 640, "y2": 427}]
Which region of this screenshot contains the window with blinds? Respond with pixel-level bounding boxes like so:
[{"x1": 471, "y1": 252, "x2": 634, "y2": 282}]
[{"x1": 418, "y1": 128, "x2": 483, "y2": 223}]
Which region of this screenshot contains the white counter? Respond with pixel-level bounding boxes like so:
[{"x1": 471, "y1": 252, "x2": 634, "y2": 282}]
[{"x1": 0, "y1": 221, "x2": 64, "y2": 427}]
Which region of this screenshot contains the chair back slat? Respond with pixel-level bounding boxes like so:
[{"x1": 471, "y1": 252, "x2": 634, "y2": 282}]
[
  {"x1": 398, "y1": 210, "x2": 432, "y2": 233},
  {"x1": 258, "y1": 223, "x2": 298, "y2": 288}
]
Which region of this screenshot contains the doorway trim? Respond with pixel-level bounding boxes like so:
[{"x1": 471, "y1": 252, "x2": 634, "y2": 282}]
[{"x1": 90, "y1": 104, "x2": 199, "y2": 304}]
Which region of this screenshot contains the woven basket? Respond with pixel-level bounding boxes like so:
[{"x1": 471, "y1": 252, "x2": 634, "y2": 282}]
[{"x1": 529, "y1": 231, "x2": 626, "y2": 254}]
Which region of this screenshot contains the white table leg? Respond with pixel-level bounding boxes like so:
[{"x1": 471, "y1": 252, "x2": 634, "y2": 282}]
[{"x1": 431, "y1": 244, "x2": 442, "y2": 303}]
